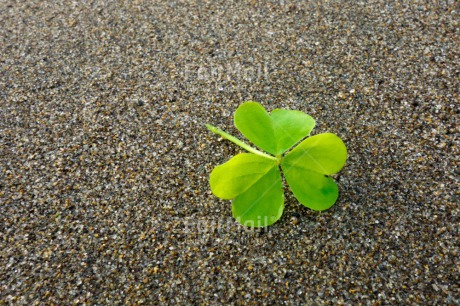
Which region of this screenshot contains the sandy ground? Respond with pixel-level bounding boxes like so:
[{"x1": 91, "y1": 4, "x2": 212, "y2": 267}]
[{"x1": 1, "y1": 1, "x2": 459, "y2": 304}]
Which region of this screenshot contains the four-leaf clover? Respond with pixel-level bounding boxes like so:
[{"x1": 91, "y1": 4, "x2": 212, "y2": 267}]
[{"x1": 206, "y1": 101, "x2": 347, "y2": 227}]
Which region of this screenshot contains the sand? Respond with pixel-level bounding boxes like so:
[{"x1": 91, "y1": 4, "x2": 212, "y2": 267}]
[{"x1": 1, "y1": 1, "x2": 458, "y2": 304}]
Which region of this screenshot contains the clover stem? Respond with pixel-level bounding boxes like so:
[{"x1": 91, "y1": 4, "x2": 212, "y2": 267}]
[{"x1": 206, "y1": 124, "x2": 277, "y2": 161}]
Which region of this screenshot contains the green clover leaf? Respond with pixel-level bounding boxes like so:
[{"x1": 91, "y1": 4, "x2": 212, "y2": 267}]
[
  {"x1": 210, "y1": 153, "x2": 278, "y2": 200},
  {"x1": 234, "y1": 101, "x2": 315, "y2": 156},
  {"x1": 282, "y1": 133, "x2": 347, "y2": 211},
  {"x1": 207, "y1": 101, "x2": 347, "y2": 227}
]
